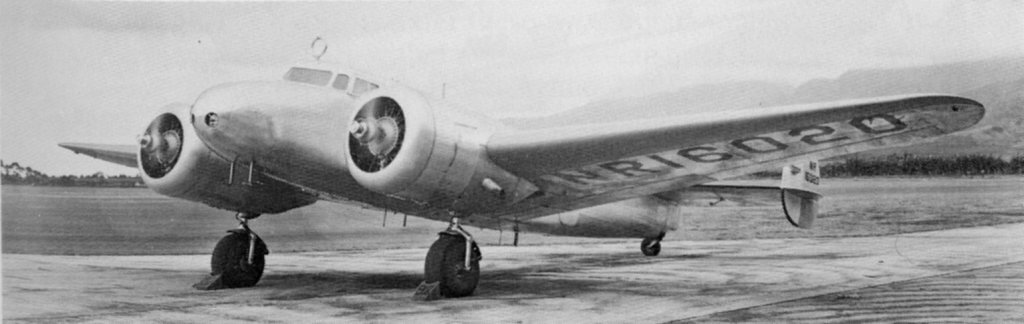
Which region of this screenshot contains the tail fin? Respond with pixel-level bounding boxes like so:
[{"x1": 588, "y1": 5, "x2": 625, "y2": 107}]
[{"x1": 780, "y1": 160, "x2": 822, "y2": 229}]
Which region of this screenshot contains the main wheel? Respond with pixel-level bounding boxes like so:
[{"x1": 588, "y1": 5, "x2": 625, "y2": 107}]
[
  {"x1": 641, "y1": 237, "x2": 661, "y2": 256},
  {"x1": 424, "y1": 234, "x2": 481, "y2": 298},
  {"x1": 211, "y1": 231, "x2": 267, "y2": 288}
]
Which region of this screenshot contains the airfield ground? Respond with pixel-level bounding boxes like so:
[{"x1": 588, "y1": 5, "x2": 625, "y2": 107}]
[
  {"x1": 3, "y1": 177, "x2": 1022, "y2": 255},
  {"x1": 4, "y1": 224, "x2": 1023, "y2": 323},
  {"x1": 2, "y1": 177, "x2": 1023, "y2": 322}
]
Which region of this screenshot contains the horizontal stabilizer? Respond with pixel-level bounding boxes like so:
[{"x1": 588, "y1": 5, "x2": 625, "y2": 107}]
[
  {"x1": 654, "y1": 160, "x2": 823, "y2": 229},
  {"x1": 654, "y1": 183, "x2": 782, "y2": 207}
]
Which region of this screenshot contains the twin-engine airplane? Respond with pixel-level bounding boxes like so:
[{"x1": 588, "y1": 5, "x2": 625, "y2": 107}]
[{"x1": 60, "y1": 58, "x2": 984, "y2": 298}]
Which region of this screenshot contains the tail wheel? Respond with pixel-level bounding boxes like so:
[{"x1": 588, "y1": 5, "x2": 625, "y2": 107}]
[
  {"x1": 211, "y1": 231, "x2": 267, "y2": 288},
  {"x1": 641, "y1": 237, "x2": 662, "y2": 256},
  {"x1": 424, "y1": 234, "x2": 481, "y2": 297}
]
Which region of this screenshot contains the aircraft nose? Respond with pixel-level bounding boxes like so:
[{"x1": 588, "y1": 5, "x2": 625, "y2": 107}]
[
  {"x1": 191, "y1": 82, "x2": 250, "y2": 131},
  {"x1": 200, "y1": 111, "x2": 220, "y2": 128},
  {"x1": 190, "y1": 82, "x2": 281, "y2": 159},
  {"x1": 189, "y1": 81, "x2": 344, "y2": 161}
]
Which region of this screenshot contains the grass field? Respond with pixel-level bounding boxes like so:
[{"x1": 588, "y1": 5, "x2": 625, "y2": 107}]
[{"x1": 2, "y1": 177, "x2": 1022, "y2": 255}]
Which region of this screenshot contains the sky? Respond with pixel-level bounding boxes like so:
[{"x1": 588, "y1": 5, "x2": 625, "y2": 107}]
[{"x1": 2, "y1": 0, "x2": 1022, "y2": 176}]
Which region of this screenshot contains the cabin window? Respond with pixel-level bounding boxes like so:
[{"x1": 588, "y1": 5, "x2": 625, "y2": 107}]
[
  {"x1": 332, "y1": 74, "x2": 351, "y2": 90},
  {"x1": 283, "y1": 67, "x2": 332, "y2": 86},
  {"x1": 352, "y1": 78, "x2": 380, "y2": 95}
]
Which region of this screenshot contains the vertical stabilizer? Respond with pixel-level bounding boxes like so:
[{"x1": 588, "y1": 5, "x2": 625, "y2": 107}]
[{"x1": 780, "y1": 160, "x2": 822, "y2": 229}]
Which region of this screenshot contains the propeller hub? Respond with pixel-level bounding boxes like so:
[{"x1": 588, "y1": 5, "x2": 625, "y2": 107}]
[
  {"x1": 137, "y1": 134, "x2": 152, "y2": 148},
  {"x1": 350, "y1": 119, "x2": 373, "y2": 143}
]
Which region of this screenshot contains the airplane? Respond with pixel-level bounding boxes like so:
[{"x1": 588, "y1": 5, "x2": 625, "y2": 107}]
[{"x1": 59, "y1": 54, "x2": 984, "y2": 299}]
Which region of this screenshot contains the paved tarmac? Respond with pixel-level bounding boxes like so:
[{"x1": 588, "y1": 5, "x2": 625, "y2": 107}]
[{"x1": 4, "y1": 223, "x2": 1022, "y2": 323}]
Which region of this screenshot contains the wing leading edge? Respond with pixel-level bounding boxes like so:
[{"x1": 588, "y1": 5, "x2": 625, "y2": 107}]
[
  {"x1": 487, "y1": 94, "x2": 983, "y2": 179},
  {"x1": 58, "y1": 143, "x2": 137, "y2": 169},
  {"x1": 484, "y1": 94, "x2": 983, "y2": 211}
]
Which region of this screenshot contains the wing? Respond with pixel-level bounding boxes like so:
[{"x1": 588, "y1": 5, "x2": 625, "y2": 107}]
[
  {"x1": 487, "y1": 94, "x2": 983, "y2": 212},
  {"x1": 58, "y1": 143, "x2": 137, "y2": 169}
]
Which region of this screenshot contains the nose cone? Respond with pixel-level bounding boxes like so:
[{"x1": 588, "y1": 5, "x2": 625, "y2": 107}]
[
  {"x1": 190, "y1": 82, "x2": 287, "y2": 160},
  {"x1": 191, "y1": 82, "x2": 260, "y2": 130},
  {"x1": 190, "y1": 81, "x2": 347, "y2": 161}
]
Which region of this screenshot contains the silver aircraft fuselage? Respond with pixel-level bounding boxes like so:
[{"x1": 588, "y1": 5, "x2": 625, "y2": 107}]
[{"x1": 185, "y1": 73, "x2": 676, "y2": 238}]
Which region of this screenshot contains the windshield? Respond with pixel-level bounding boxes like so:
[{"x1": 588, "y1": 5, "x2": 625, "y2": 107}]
[
  {"x1": 283, "y1": 67, "x2": 332, "y2": 86},
  {"x1": 332, "y1": 74, "x2": 350, "y2": 90},
  {"x1": 352, "y1": 78, "x2": 379, "y2": 95}
]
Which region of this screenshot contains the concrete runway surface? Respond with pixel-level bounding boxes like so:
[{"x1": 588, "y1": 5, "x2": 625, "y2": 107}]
[{"x1": 4, "y1": 223, "x2": 1022, "y2": 323}]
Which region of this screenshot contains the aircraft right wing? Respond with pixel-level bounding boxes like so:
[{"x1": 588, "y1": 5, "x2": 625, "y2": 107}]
[{"x1": 58, "y1": 143, "x2": 137, "y2": 169}]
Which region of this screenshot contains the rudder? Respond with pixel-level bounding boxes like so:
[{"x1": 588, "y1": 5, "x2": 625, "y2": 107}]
[{"x1": 780, "y1": 160, "x2": 822, "y2": 229}]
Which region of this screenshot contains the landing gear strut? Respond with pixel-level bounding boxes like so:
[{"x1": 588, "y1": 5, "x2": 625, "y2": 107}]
[
  {"x1": 641, "y1": 232, "x2": 666, "y2": 257},
  {"x1": 195, "y1": 212, "x2": 268, "y2": 290},
  {"x1": 416, "y1": 217, "x2": 482, "y2": 300}
]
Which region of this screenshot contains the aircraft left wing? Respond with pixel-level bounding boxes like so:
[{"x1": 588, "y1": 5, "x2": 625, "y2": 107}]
[
  {"x1": 487, "y1": 94, "x2": 983, "y2": 203},
  {"x1": 58, "y1": 143, "x2": 137, "y2": 169}
]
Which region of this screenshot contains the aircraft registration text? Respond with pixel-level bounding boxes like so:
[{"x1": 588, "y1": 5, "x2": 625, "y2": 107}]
[{"x1": 540, "y1": 112, "x2": 912, "y2": 190}]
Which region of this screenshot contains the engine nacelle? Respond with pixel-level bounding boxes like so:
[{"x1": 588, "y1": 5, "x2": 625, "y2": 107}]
[
  {"x1": 138, "y1": 103, "x2": 216, "y2": 197},
  {"x1": 346, "y1": 88, "x2": 534, "y2": 210},
  {"x1": 138, "y1": 104, "x2": 315, "y2": 214}
]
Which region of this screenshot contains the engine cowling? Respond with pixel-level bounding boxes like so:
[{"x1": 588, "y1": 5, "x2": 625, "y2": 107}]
[
  {"x1": 346, "y1": 88, "x2": 480, "y2": 204},
  {"x1": 138, "y1": 103, "x2": 315, "y2": 214},
  {"x1": 138, "y1": 103, "x2": 213, "y2": 197}
]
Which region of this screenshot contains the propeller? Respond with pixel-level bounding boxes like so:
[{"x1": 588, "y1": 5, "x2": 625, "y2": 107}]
[
  {"x1": 349, "y1": 98, "x2": 406, "y2": 172},
  {"x1": 139, "y1": 114, "x2": 184, "y2": 178}
]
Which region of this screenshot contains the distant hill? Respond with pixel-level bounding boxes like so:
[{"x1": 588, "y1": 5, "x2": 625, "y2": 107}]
[
  {"x1": 505, "y1": 57, "x2": 1024, "y2": 157},
  {"x1": 857, "y1": 76, "x2": 1024, "y2": 158},
  {"x1": 784, "y1": 57, "x2": 1024, "y2": 157},
  {"x1": 505, "y1": 81, "x2": 793, "y2": 128},
  {"x1": 788, "y1": 57, "x2": 1024, "y2": 103}
]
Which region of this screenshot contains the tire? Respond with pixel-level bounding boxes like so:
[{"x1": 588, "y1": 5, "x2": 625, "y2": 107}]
[
  {"x1": 211, "y1": 231, "x2": 267, "y2": 288},
  {"x1": 641, "y1": 238, "x2": 661, "y2": 256},
  {"x1": 424, "y1": 234, "x2": 481, "y2": 298}
]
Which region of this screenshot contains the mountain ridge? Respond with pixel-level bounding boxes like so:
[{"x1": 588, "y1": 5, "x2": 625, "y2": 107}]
[{"x1": 504, "y1": 57, "x2": 1024, "y2": 156}]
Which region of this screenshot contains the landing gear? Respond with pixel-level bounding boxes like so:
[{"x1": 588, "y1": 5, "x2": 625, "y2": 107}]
[
  {"x1": 418, "y1": 217, "x2": 482, "y2": 299},
  {"x1": 197, "y1": 213, "x2": 268, "y2": 289},
  {"x1": 641, "y1": 232, "x2": 666, "y2": 256}
]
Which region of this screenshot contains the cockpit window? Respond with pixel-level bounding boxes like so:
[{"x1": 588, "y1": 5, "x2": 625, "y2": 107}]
[
  {"x1": 352, "y1": 78, "x2": 379, "y2": 95},
  {"x1": 332, "y1": 74, "x2": 350, "y2": 90},
  {"x1": 283, "y1": 67, "x2": 332, "y2": 86}
]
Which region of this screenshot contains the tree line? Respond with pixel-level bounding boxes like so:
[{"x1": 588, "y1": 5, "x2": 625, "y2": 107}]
[
  {"x1": 3, "y1": 154, "x2": 1023, "y2": 188},
  {"x1": 752, "y1": 154, "x2": 1024, "y2": 178},
  {"x1": 1, "y1": 160, "x2": 143, "y2": 187},
  {"x1": 824, "y1": 154, "x2": 1024, "y2": 177}
]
